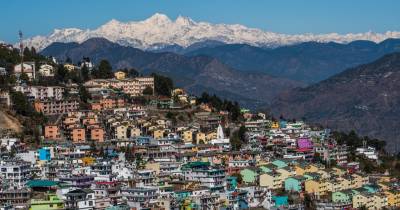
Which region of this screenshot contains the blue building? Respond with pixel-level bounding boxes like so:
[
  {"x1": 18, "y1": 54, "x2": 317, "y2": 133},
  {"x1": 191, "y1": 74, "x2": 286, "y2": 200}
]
[
  {"x1": 38, "y1": 148, "x2": 51, "y2": 161},
  {"x1": 272, "y1": 196, "x2": 288, "y2": 207}
]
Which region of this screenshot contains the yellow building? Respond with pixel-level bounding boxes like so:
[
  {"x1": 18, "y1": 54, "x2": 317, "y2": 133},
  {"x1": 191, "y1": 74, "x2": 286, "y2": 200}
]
[
  {"x1": 305, "y1": 179, "x2": 331, "y2": 196},
  {"x1": 145, "y1": 162, "x2": 161, "y2": 175},
  {"x1": 81, "y1": 157, "x2": 95, "y2": 166},
  {"x1": 271, "y1": 121, "x2": 279, "y2": 129},
  {"x1": 115, "y1": 125, "x2": 128, "y2": 140},
  {"x1": 331, "y1": 167, "x2": 346, "y2": 176},
  {"x1": 372, "y1": 194, "x2": 388, "y2": 210},
  {"x1": 196, "y1": 132, "x2": 206, "y2": 144},
  {"x1": 385, "y1": 190, "x2": 400, "y2": 207},
  {"x1": 352, "y1": 193, "x2": 374, "y2": 209},
  {"x1": 206, "y1": 132, "x2": 217, "y2": 141},
  {"x1": 153, "y1": 129, "x2": 165, "y2": 139},
  {"x1": 316, "y1": 169, "x2": 331, "y2": 179},
  {"x1": 260, "y1": 172, "x2": 284, "y2": 189},
  {"x1": 64, "y1": 64, "x2": 75, "y2": 71},
  {"x1": 295, "y1": 164, "x2": 319, "y2": 175},
  {"x1": 334, "y1": 177, "x2": 352, "y2": 192},
  {"x1": 114, "y1": 71, "x2": 126, "y2": 80},
  {"x1": 350, "y1": 173, "x2": 369, "y2": 188},
  {"x1": 182, "y1": 130, "x2": 193, "y2": 143}
]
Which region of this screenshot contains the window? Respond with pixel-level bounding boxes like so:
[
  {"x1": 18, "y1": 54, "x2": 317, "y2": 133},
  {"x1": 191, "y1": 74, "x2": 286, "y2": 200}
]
[{"x1": 88, "y1": 201, "x2": 93, "y2": 206}]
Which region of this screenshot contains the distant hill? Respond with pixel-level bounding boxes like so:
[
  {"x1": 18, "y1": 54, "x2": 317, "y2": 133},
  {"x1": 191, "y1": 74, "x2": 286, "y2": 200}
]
[
  {"x1": 269, "y1": 53, "x2": 400, "y2": 152},
  {"x1": 186, "y1": 39, "x2": 400, "y2": 83},
  {"x1": 41, "y1": 38, "x2": 303, "y2": 109}
]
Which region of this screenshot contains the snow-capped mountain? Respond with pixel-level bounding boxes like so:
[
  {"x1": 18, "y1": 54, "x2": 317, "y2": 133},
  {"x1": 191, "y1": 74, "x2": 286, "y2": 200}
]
[{"x1": 21, "y1": 13, "x2": 400, "y2": 51}]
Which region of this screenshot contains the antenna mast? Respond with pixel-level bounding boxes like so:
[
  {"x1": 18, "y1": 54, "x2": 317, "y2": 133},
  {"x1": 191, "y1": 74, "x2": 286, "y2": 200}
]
[{"x1": 19, "y1": 30, "x2": 24, "y2": 75}]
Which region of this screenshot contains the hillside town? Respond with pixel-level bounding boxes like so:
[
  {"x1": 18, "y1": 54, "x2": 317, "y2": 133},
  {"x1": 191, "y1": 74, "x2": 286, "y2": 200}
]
[{"x1": 0, "y1": 39, "x2": 400, "y2": 210}]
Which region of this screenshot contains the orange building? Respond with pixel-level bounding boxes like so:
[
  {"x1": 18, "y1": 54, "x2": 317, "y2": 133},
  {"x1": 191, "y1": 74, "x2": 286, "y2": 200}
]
[
  {"x1": 90, "y1": 128, "x2": 105, "y2": 142},
  {"x1": 83, "y1": 117, "x2": 98, "y2": 126},
  {"x1": 100, "y1": 98, "x2": 116, "y2": 109},
  {"x1": 63, "y1": 116, "x2": 79, "y2": 125},
  {"x1": 72, "y1": 128, "x2": 86, "y2": 143},
  {"x1": 90, "y1": 103, "x2": 102, "y2": 111},
  {"x1": 44, "y1": 125, "x2": 61, "y2": 140},
  {"x1": 34, "y1": 99, "x2": 79, "y2": 115}
]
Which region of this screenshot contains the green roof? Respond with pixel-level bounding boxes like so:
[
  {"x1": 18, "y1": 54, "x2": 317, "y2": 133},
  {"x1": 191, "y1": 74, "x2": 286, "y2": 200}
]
[
  {"x1": 27, "y1": 180, "x2": 59, "y2": 188},
  {"x1": 182, "y1": 161, "x2": 210, "y2": 169}
]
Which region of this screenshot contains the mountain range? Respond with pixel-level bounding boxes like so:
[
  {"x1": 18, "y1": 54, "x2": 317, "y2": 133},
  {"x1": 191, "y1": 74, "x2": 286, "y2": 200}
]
[
  {"x1": 185, "y1": 39, "x2": 400, "y2": 83},
  {"x1": 22, "y1": 13, "x2": 400, "y2": 51},
  {"x1": 41, "y1": 38, "x2": 303, "y2": 109},
  {"x1": 270, "y1": 52, "x2": 400, "y2": 152}
]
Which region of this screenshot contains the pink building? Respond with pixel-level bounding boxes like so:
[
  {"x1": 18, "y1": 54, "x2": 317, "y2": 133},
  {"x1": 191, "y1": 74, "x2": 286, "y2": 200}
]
[{"x1": 297, "y1": 137, "x2": 313, "y2": 149}]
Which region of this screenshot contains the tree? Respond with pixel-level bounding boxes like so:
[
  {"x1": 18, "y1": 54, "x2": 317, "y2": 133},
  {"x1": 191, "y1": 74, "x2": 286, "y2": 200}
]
[
  {"x1": 142, "y1": 86, "x2": 153, "y2": 95},
  {"x1": 55, "y1": 64, "x2": 68, "y2": 83},
  {"x1": 10, "y1": 91, "x2": 32, "y2": 116},
  {"x1": 93, "y1": 59, "x2": 113, "y2": 79},
  {"x1": 79, "y1": 86, "x2": 90, "y2": 101},
  {"x1": 123, "y1": 68, "x2": 139, "y2": 78},
  {"x1": 151, "y1": 73, "x2": 174, "y2": 96},
  {"x1": 19, "y1": 72, "x2": 30, "y2": 83},
  {"x1": 80, "y1": 65, "x2": 90, "y2": 82}
]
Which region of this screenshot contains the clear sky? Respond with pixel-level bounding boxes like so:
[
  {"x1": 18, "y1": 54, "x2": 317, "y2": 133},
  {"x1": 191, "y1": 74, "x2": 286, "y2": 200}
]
[{"x1": 1, "y1": 0, "x2": 399, "y2": 43}]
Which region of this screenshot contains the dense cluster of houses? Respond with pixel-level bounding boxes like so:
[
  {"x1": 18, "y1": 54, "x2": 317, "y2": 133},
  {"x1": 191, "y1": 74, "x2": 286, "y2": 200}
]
[
  {"x1": 0, "y1": 57, "x2": 399, "y2": 210},
  {"x1": 1, "y1": 104, "x2": 399, "y2": 209}
]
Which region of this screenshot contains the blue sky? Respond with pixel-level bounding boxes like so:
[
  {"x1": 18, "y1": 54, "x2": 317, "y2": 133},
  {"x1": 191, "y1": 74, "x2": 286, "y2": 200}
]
[{"x1": 1, "y1": 0, "x2": 399, "y2": 43}]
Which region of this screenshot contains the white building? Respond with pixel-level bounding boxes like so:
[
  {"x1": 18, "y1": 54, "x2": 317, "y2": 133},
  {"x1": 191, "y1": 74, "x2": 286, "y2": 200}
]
[
  {"x1": 121, "y1": 187, "x2": 159, "y2": 209},
  {"x1": 14, "y1": 62, "x2": 35, "y2": 80},
  {"x1": 38, "y1": 64, "x2": 55, "y2": 77},
  {"x1": 0, "y1": 160, "x2": 32, "y2": 187},
  {"x1": 356, "y1": 146, "x2": 378, "y2": 160},
  {"x1": 65, "y1": 189, "x2": 96, "y2": 210},
  {"x1": 0, "y1": 67, "x2": 6, "y2": 75},
  {"x1": 14, "y1": 85, "x2": 64, "y2": 100},
  {"x1": 210, "y1": 124, "x2": 230, "y2": 148}
]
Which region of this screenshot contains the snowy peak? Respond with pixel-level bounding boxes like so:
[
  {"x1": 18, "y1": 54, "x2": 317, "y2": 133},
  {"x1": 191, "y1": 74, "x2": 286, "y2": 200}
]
[
  {"x1": 175, "y1": 15, "x2": 195, "y2": 26},
  {"x1": 19, "y1": 13, "x2": 400, "y2": 51},
  {"x1": 143, "y1": 13, "x2": 172, "y2": 25}
]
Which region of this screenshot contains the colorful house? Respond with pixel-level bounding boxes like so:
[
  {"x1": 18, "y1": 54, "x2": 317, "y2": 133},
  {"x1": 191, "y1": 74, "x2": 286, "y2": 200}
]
[
  {"x1": 272, "y1": 196, "x2": 288, "y2": 207},
  {"x1": 332, "y1": 190, "x2": 358, "y2": 204},
  {"x1": 38, "y1": 148, "x2": 51, "y2": 161},
  {"x1": 284, "y1": 176, "x2": 306, "y2": 192},
  {"x1": 271, "y1": 160, "x2": 288, "y2": 169},
  {"x1": 30, "y1": 194, "x2": 64, "y2": 210},
  {"x1": 385, "y1": 190, "x2": 400, "y2": 207},
  {"x1": 240, "y1": 168, "x2": 258, "y2": 184},
  {"x1": 297, "y1": 137, "x2": 313, "y2": 150}
]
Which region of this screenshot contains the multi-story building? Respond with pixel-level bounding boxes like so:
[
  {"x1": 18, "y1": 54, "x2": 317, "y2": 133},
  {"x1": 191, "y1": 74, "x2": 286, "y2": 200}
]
[
  {"x1": 44, "y1": 125, "x2": 61, "y2": 140},
  {"x1": 14, "y1": 62, "x2": 36, "y2": 80},
  {"x1": 71, "y1": 128, "x2": 86, "y2": 143},
  {"x1": 84, "y1": 77, "x2": 154, "y2": 96},
  {"x1": 0, "y1": 160, "x2": 32, "y2": 187},
  {"x1": 38, "y1": 64, "x2": 55, "y2": 77},
  {"x1": 182, "y1": 162, "x2": 226, "y2": 191},
  {"x1": 65, "y1": 189, "x2": 96, "y2": 210},
  {"x1": 14, "y1": 85, "x2": 64, "y2": 100},
  {"x1": 90, "y1": 127, "x2": 105, "y2": 142},
  {"x1": 121, "y1": 187, "x2": 159, "y2": 209},
  {"x1": 34, "y1": 99, "x2": 79, "y2": 115}
]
